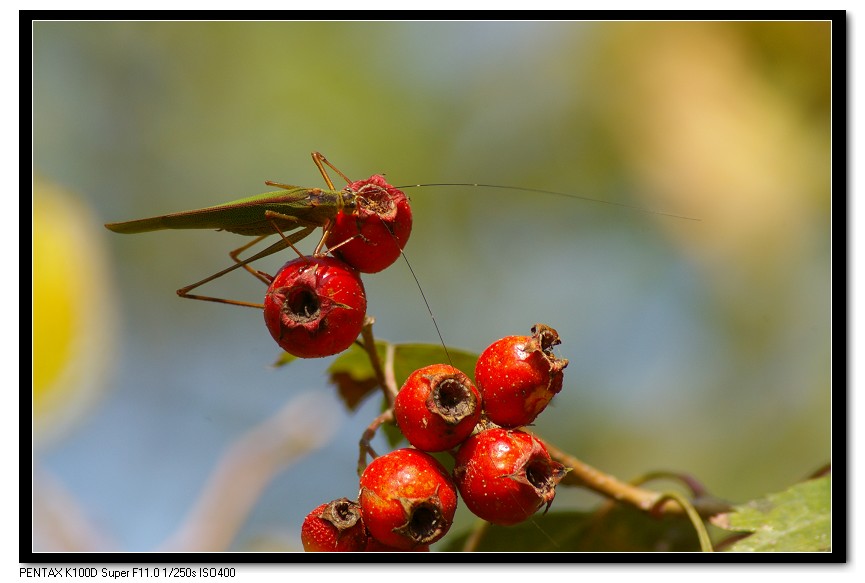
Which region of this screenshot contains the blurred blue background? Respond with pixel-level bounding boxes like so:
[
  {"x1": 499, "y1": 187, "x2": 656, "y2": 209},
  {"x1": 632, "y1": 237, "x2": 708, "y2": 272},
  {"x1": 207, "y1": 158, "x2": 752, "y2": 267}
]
[{"x1": 32, "y1": 21, "x2": 831, "y2": 552}]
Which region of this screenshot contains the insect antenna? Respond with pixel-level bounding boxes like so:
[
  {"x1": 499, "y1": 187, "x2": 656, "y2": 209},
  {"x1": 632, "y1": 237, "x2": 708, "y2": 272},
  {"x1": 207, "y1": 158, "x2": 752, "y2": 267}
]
[
  {"x1": 354, "y1": 184, "x2": 454, "y2": 369},
  {"x1": 397, "y1": 247, "x2": 454, "y2": 369},
  {"x1": 399, "y1": 183, "x2": 701, "y2": 222}
]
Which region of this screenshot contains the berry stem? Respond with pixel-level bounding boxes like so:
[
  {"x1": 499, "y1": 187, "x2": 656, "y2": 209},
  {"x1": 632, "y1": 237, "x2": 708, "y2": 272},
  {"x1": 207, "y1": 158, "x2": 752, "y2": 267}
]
[
  {"x1": 383, "y1": 343, "x2": 398, "y2": 406},
  {"x1": 651, "y1": 491, "x2": 714, "y2": 552},
  {"x1": 542, "y1": 440, "x2": 729, "y2": 518},
  {"x1": 359, "y1": 317, "x2": 387, "y2": 394},
  {"x1": 358, "y1": 317, "x2": 399, "y2": 406},
  {"x1": 357, "y1": 408, "x2": 394, "y2": 476}
]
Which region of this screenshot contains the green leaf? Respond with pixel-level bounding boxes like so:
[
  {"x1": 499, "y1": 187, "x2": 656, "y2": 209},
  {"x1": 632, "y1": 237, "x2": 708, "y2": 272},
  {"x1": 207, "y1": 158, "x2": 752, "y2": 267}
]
[
  {"x1": 326, "y1": 342, "x2": 479, "y2": 412},
  {"x1": 327, "y1": 341, "x2": 389, "y2": 412},
  {"x1": 391, "y1": 343, "x2": 479, "y2": 387},
  {"x1": 271, "y1": 351, "x2": 298, "y2": 368},
  {"x1": 442, "y1": 504, "x2": 703, "y2": 552},
  {"x1": 712, "y1": 475, "x2": 831, "y2": 552}
]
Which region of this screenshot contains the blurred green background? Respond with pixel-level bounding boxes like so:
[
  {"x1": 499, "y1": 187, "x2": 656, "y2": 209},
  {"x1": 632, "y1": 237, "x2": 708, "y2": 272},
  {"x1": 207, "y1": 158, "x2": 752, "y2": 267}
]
[{"x1": 32, "y1": 21, "x2": 831, "y2": 552}]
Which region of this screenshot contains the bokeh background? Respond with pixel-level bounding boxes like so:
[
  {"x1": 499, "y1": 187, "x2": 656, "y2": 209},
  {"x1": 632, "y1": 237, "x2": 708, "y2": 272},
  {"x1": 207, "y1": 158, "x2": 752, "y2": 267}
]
[{"x1": 32, "y1": 21, "x2": 831, "y2": 552}]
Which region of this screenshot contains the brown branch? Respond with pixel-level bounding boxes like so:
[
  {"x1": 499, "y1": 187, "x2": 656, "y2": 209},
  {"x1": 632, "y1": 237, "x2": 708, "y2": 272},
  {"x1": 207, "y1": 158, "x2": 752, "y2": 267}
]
[
  {"x1": 543, "y1": 441, "x2": 730, "y2": 518},
  {"x1": 357, "y1": 408, "x2": 395, "y2": 476},
  {"x1": 358, "y1": 316, "x2": 399, "y2": 407}
]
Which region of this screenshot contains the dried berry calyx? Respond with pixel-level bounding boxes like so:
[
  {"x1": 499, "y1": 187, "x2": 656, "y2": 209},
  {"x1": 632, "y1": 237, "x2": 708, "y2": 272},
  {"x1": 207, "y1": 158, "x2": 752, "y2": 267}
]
[
  {"x1": 394, "y1": 364, "x2": 482, "y2": 452},
  {"x1": 263, "y1": 256, "x2": 367, "y2": 358},
  {"x1": 301, "y1": 498, "x2": 369, "y2": 552},
  {"x1": 453, "y1": 428, "x2": 569, "y2": 526},
  {"x1": 359, "y1": 448, "x2": 458, "y2": 550}
]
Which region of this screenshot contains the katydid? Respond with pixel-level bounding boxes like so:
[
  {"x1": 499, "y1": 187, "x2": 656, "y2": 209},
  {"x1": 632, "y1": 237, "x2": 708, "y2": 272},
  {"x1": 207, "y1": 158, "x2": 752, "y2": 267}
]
[
  {"x1": 105, "y1": 152, "x2": 389, "y2": 309},
  {"x1": 105, "y1": 151, "x2": 697, "y2": 309}
]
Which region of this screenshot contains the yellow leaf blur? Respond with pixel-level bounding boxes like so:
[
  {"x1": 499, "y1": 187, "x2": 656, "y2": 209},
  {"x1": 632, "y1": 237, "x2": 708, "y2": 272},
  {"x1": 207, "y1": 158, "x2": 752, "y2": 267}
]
[{"x1": 33, "y1": 178, "x2": 117, "y2": 448}]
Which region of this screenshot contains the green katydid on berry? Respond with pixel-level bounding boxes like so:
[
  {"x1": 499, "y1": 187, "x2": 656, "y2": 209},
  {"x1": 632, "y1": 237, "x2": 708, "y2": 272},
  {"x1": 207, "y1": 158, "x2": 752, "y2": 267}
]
[
  {"x1": 105, "y1": 152, "x2": 694, "y2": 310},
  {"x1": 105, "y1": 152, "x2": 412, "y2": 308}
]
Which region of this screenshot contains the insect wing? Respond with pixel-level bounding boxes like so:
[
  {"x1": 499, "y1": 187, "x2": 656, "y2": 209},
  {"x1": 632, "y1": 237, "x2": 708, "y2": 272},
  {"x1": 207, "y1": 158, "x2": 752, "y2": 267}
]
[{"x1": 105, "y1": 187, "x2": 345, "y2": 236}]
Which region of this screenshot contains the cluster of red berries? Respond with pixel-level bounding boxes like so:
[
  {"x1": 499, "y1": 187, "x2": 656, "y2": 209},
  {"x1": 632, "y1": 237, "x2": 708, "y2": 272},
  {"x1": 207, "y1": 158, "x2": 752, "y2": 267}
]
[
  {"x1": 301, "y1": 324, "x2": 570, "y2": 552},
  {"x1": 263, "y1": 175, "x2": 412, "y2": 358}
]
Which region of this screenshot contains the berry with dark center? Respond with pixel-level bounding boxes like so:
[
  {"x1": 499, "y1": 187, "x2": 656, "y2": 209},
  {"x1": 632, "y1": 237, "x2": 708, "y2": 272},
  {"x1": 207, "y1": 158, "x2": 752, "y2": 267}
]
[
  {"x1": 325, "y1": 175, "x2": 412, "y2": 273},
  {"x1": 300, "y1": 498, "x2": 368, "y2": 552},
  {"x1": 452, "y1": 428, "x2": 568, "y2": 526},
  {"x1": 359, "y1": 448, "x2": 458, "y2": 550},
  {"x1": 263, "y1": 256, "x2": 366, "y2": 358},
  {"x1": 474, "y1": 324, "x2": 569, "y2": 428},
  {"x1": 394, "y1": 364, "x2": 482, "y2": 452}
]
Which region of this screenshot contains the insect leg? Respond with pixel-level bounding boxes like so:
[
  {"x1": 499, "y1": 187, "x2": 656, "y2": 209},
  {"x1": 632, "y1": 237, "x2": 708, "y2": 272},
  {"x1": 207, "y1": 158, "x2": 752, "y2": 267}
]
[
  {"x1": 229, "y1": 234, "x2": 277, "y2": 285},
  {"x1": 176, "y1": 226, "x2": 316, "y2": 308},
  {"x1": 263, "y1": 210, "x2": 320, "y2": 259},
  {"x1": 312, "y1": 152, "x2": 353, "y2": 188},
  {"x1": 322, "y1": 230, "x2": 360, "y2": 254},
  {"x1": 308, "y1": 217, "x2": 336, "y2": 258}
]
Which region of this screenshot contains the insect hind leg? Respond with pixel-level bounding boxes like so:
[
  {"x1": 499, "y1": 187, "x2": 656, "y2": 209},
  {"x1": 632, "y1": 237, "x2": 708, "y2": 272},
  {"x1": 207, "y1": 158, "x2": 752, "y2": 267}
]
[
  {"x1": 230, "y1": 234, "x2": 276, "y2": 285},
  {"x1": 176, "y1": 226, "x2": 316, "y2": 308},
  {"x1": 262, "y1": 210, "x2": 328, "y2": 258}
]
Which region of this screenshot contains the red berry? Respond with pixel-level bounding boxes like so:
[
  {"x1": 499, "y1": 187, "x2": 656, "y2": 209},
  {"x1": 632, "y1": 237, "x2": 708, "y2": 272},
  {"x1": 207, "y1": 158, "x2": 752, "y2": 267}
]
[
  {"x1": 394, "y1": 364, "x2": 482, "y2": 452},
  {"x1": 474, "y1": 324, "x2": 569, "y2": 428},
  {"x1": 359, "y1": 448, "x2": 458, "y2": 550},
  {"x1": 325, "y1": 175, "x2": 412, "y2": 273},
  {"x1": 263, "y1": 256, "x2": 366, "y2": 358},
  {"x1": 301, "y1": 498, "x2": 368, "y2": 552},
  {"x1": 453, "y1": 428, "x2": 568, "y2": 526}
]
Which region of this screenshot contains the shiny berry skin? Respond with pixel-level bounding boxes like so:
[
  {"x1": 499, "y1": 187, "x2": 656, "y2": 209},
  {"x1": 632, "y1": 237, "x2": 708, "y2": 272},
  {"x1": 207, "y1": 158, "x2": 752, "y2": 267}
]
[
  {"x1": 394, "y1": 364, "x2": 482, "y2": 452},
  {"x1": 263, "y1": 256, "x2": 366, "y2": 358},
  {"x1": 474, "y1": 324, "x2": 569, "y2": 428},
  {"x1": 359, "y1": 448, "x2": 458, "y2": 550},
  {"x1": 301, "y1": 498, "x2": 368, "y2": 552},
  {"x1": 453, "y1": 428, "x2": 568, "y2": 526},
  {"x1": 325, "y1": 175, "x2": 412, "y2": 273}
]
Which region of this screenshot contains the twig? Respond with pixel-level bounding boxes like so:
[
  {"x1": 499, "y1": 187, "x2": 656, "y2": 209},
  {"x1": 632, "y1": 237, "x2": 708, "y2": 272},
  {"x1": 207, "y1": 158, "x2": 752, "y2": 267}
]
[
  {"x1": 543, "y1": 440, "x2": 728, "y2": 518},
  {"x1": 358, "y1": 317, "x2": 390, "y2": 400},
  {"x1": 357, "y1": 408, "x2": 395, "y2": 476},
  {"x1": 358, "y1": 316, "x2": 400, "y2": 406},
  {"x1": 383, "y1": 342, "x2": 398, "y2": 404}
]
